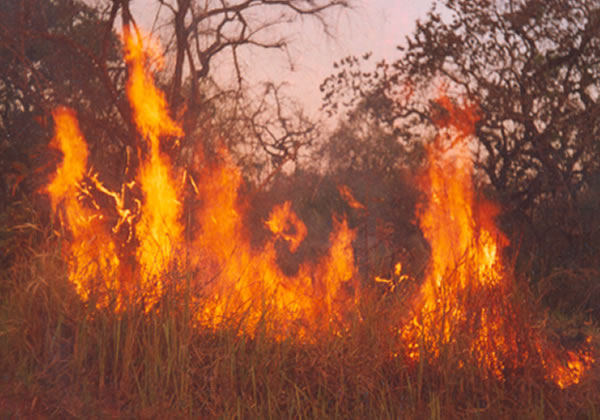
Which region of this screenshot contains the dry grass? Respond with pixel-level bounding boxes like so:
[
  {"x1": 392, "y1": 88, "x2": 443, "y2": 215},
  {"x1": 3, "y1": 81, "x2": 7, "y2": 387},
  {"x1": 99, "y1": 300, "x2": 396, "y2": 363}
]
[{"x1": 1, "y1": 218, "x2": 599, "y2": 419}]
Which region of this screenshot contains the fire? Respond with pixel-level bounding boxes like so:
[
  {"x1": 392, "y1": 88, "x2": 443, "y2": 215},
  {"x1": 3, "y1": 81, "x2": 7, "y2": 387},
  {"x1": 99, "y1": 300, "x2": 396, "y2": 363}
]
[
  {"x1": 42, "y1": 32, "x2": 593, "y2": 384},
  {"x1": 46, "y1": 108, "x2": 88, "y2": 207},
  {"x1": 44, "y1": 31, "x2": 357, "y2": 336},
  {"x1": 124, "y1": 33, "x2": 184, "y2": 305},
  {"x1": 265, "y1": 201, "x2": 307, "y2": 253},
  {"x1": 338, "y1": 185, "x2": 365, "y2": 210},
  {"x1": 545, "y1": 346, "x2": 596, "y2": 389},
  {"x1": 398, "y1": 96, "x2": 509, "y2": 376},
  {"x1": 191, "y1": 151, "x2": 356, "y2": 337},
  {"x1": 399, "y1": 95, "x2": 594, "y2": 386},
  {"x1": 46, "y1": 108, "x2": 120, "y2": 304}
]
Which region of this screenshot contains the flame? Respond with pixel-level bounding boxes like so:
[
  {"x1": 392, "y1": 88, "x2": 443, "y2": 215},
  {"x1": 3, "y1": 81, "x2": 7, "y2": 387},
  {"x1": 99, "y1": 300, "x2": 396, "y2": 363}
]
[
  {"x1": 191, "y1": 151, "x2": 356, "y2": 337},
  {"x1": 42, "y1": 33, "x2": 593, "y2": 384},
  {"x1": 124, "y1": 33, "x2": 184, "y2": 306},
  {"x1": 46, "y1": 108, "x2": 88, "y2": 207},
  {"x1": 399, "y1": 95, "x2": 594, "y2": 386},
  {"x1": 44, "y1": 32, "x2": 357, "y2": 337},
  {"x1": 375, "y1": 263, "x2": 409, "y2": 292},
  {"x1": 338, "y1": 185, "x2": 365, "y2": 210},
  {"x1": 265, "y1": 201, "x2": 307, "y2": 253},
  {"x1": 46, "y1": 108, "x2": 120, "y2": 304},
  {"x1": 398, "y1": 96, "x2": 509, "y2": 375}
]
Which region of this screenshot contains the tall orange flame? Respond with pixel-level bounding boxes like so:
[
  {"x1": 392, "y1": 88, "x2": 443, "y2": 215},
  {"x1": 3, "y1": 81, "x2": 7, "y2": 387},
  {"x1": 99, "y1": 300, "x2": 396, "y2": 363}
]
[
  {"x1": 43, "y1": 34, "x2": 593, "y2": 385},
  {"x1": 45, "y1": 32, "x2": 357, "y2": 337},
  {"x1": 124, "y1": 33, "x2": 184, "y2": 306},
  {"x1": 399, "y1": 95, "x2": 594, "y2": 386},
  {"x1": 46, "y1": 108, "x2": 120, "y2": 304}
]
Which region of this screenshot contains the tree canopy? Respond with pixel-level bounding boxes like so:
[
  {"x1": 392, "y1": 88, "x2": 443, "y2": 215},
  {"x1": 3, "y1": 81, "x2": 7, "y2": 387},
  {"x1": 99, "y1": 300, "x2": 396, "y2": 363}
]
[
  {"x1": 320, "y1": 0, "x2": 600, "y2": 272},
  {"x1": 0, "y1": 0, "x2": 350, "y2": 206}
]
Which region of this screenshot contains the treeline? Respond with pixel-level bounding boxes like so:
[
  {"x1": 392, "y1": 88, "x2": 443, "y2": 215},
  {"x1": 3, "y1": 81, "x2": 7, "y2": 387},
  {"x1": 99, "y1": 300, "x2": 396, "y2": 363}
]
[{"x1": 2, "y1": 0, "x2": 600, "y2": 318}]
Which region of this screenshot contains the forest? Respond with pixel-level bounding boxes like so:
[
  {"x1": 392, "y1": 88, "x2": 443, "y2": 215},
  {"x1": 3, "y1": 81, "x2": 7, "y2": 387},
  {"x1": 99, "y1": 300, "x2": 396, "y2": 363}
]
[{"x1": 1, "y1": 0, "x2": 600, "y2": 418}]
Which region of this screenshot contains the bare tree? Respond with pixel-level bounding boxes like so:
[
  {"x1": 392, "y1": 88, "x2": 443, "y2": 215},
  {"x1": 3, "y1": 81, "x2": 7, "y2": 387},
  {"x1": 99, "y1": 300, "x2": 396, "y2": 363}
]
[
  {"x1": 146, "y1": 0, "x2": 350, "y2": 110},
  {"x1": 102, "y1": 0, "x2": 349, "y2": 180}
]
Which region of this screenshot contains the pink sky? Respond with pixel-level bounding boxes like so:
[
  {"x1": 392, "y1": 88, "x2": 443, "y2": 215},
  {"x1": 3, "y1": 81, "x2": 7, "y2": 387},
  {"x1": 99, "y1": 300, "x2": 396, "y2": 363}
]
[{"x1": 129, "y1": 0, "x2": 434, "y2": 116}]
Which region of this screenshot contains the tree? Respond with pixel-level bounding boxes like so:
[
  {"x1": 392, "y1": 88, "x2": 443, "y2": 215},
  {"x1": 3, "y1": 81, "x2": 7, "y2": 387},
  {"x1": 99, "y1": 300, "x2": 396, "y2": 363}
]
[
  {"x1": 176, "y1": 79, "x2": 321, "y2": 184},
  {"x1": 0, "y1": 0, "x2": 127, "y2": 204},
  {"x1": 311, "y1": 99, "x2": 427, "y2": 280},
  {"x1": 321, "y1": 0, "x2": 600, "y2": 271},
  {"x1": 0, "y1": 0, "x2": 350, "y2": 204},
  {"x1": 128, "y1": 0, "x2": 350, "y2": 176},
  {"x1": 145, "y1": 0, "x2": 349, "y2": 108}
]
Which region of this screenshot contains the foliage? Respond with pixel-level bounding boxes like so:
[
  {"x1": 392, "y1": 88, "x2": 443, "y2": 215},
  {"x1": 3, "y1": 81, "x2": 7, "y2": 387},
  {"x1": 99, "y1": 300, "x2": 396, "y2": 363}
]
[
  {"x1": 0, "y1": 0, "x2": 128, "y2": 206},
  {"x1": 321, "y1": 0, "x2": 600, "y2": 277}
]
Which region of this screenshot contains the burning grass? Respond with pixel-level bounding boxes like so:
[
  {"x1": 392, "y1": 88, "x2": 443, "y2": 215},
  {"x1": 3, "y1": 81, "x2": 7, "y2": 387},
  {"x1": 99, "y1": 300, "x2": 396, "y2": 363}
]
[
  {"x1": 0, "y1": 239, "x2": 598, "y2": 418},
  {"x1": 1, "y1": 30, "x2": 599, "y2": 418}
]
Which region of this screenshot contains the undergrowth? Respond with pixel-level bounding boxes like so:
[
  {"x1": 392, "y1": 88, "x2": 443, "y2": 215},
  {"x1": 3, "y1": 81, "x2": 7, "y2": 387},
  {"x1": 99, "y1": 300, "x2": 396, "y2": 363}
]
[{"x1": 1, "y1": 220, "x2": 599, "y2": 419}]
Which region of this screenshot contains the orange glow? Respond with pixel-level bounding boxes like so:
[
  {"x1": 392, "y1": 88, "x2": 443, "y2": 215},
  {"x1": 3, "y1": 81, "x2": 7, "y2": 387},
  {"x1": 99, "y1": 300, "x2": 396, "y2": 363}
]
[
  {"x1": 46, "y1": 108, "x2": 88, "y2": 207},
  {"x1": 42, "y1": 32, "x2": 594, "y2": 385},
  {"x1": 124, "y1": 32, "x2": 184, "y2": 307},
  {"x1": 550, "y1": 350, "x2": 595, "y2": 389},
  {"x1": 338, "y1": 185, "x2": 365, "y2": 210},
  {"x1": 399, "y1": 94, "x2": 594, "y2": 386},
  {"x1": 44, "y1": 32, "x2": 357, "y2": 337},
  {"x1": 265, "y1": 201, "x2": 307, "y2": 252},
  {"x1": 191, "y1": 150, "x2": 357, "y2": 337},
  {"x1": 46, "y1": 108, "x2": 120, "y2": 304},
  {"x1": 375, "y1": 263, "x2": 409, "y2": 292}
]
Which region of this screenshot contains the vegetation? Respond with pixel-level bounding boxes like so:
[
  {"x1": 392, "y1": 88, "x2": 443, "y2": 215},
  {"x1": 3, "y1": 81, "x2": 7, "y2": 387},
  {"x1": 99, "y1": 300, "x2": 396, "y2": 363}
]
[
  {"x1": 321, "y1": 0, "x2": 600, "y2": 282},
  {"x1": 1, "y1": 0, "x2": 600, "y2": 418},
  {"x1": 1, "y1": 228, "x2": 599, "y2": 418}
]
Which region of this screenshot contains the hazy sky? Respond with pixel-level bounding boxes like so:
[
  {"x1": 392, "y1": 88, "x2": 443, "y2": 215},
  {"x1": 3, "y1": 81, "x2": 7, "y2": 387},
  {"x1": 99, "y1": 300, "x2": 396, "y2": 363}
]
[
  {"x1": 259, "y1": 0, "x2": 435, "y2": 115},
  {"x1": 129, "y1": 0, "x2": 435, "y2": 116}
]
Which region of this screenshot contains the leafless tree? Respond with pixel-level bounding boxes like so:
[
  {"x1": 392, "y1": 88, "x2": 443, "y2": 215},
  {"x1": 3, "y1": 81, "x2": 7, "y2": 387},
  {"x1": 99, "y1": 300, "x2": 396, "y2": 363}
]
[{"x1": 102, "y1": 0, "x2": 349, "y2": 179}]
